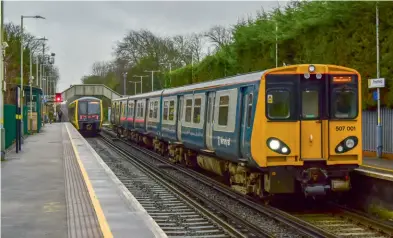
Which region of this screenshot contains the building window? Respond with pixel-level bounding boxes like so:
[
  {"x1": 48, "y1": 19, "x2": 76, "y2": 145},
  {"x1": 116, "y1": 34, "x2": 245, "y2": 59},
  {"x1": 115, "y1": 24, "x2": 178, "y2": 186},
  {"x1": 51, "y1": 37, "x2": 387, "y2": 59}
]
[{"x1": 218, "y1": 95, "x2": 229, "y2": 126}]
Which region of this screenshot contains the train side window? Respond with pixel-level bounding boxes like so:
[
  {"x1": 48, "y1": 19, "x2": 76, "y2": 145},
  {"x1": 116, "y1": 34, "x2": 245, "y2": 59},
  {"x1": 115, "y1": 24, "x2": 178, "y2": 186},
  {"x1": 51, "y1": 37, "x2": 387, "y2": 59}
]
[
  {"x1": 193, "y1": 98, "x2": 201, "y2": 124},
  {"x1": 169, "y1": 100, "x2": 175, "y2": 121},
  {"x1": 218, "y1": 95, "x2": 229, "y2": 126},
  {"x1": 163, "y1": 101, "x2": 169, "y2": 120},
  {"x1": 154, "y1": 101, "x2": 159, "y2": 119},
  {"x1": 247, "y1": 94, "x2": 253, "y2": 127},
  {"x1": 130, "y1": 102, "x2": 134, "y2": 117},
  {"x1": 267, "y1": 90, "x2": 290, "y2": 119},
  {"x1": 141, "y1": 101, "x2": 145, "y2": 118},
  {"x1": 185, "y1": 99, "x2": 192, "y2": 122}
]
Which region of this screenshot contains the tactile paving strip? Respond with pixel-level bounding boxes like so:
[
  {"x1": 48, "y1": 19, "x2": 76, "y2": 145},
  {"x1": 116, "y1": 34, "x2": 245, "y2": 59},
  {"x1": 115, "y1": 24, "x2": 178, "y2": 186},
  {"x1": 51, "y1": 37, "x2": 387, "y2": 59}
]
[{"x1": 63, "y1": 125, "x2": 103, "y2": 238}]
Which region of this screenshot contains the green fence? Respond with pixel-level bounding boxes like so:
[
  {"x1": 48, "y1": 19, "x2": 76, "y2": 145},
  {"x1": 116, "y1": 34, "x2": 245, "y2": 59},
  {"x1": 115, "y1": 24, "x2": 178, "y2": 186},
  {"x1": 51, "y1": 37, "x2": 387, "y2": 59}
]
[{"x1": 4, "y1": 104, "x2": 33, "y2": 149}]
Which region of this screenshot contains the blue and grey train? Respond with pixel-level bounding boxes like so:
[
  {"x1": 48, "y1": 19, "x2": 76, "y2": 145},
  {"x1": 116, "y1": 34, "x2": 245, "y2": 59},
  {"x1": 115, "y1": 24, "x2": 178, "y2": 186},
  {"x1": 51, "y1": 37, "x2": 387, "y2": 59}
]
[{"x1": 111, "y1": 64, "x2": 363, "y2": 197}]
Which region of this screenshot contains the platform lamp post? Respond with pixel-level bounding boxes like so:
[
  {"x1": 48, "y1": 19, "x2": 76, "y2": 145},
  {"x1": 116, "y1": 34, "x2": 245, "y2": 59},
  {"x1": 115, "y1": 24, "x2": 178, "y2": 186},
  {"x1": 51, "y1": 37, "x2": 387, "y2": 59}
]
[
  {"x1": 375, "y1": 2, "x2": 383, "y2": 158},
  {"x1": 49, "y1": 53, "x2": 55, "y2": 116},
  {"x1": 0, "y1": 0, "x2": 7, "y2": 160},
  {"x1": 132, "y1": 75, "x2": 148, "y2": 94},
  {"x1": 122, "y1": 72, "x2": 128, "y2": 95},
  {"x1": 20, "y1": 15, "x2": 45, "y2": 140}
]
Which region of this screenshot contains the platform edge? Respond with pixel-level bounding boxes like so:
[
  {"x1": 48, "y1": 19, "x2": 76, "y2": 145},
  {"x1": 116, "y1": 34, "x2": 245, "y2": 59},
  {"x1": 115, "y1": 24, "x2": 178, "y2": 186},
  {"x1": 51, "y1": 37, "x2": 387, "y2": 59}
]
[{"x1": 65, "y1": 124, "x2": 113, "y2": 238}]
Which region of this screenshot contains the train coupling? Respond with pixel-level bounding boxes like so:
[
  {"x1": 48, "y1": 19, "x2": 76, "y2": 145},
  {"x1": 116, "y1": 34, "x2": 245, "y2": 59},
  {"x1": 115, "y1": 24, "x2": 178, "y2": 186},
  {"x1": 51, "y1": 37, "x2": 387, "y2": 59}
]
[
  {"x1": 300, "y1": 167, "x2": 329, "y2": 197},
  {"x1": 299, "y1": 167, "x2": 351, "y2": 197}
]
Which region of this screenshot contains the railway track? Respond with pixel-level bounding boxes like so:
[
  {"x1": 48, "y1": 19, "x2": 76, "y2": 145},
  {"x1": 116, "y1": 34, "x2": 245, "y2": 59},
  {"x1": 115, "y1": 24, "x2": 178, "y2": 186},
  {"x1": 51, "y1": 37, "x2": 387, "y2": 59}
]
[
  {"x1": 287, "y1": 204, "x2": 393, "y2": 238},
  {"x1": 98, "y1": 129, "x2": 335, "y2": 237},
  {"x1": 100, "y1": 127, "x2": 393, "y2": 238},
  {"x1": 87, "y1": 137, "x2": 237, "y2": 238}
]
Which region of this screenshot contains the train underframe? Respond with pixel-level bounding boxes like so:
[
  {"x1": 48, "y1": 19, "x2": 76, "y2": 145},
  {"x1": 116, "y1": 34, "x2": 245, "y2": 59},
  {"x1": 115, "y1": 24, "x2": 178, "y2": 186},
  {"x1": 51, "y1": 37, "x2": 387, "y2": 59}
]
[{"x1": 115, "y1": 126, "x2": 357, "y2": 198}]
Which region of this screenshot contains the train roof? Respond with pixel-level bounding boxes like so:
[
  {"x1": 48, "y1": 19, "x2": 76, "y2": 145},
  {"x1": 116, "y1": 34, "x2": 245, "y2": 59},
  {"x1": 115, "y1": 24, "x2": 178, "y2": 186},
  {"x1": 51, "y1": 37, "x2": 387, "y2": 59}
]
[
  {"x1": 112, "y1": 71, "x2": 265, "y2": 102},
  {"x1": 162, "y1": 71, "x2": 265, "y2": 96},
  {"x1": 69, "y1": 96, "x2": 101, "y2": 104}
]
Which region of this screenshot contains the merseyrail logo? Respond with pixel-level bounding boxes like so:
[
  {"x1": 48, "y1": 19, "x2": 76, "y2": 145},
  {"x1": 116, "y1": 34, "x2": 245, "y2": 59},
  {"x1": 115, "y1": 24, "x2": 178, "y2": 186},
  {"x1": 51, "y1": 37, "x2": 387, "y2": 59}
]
[{"x1": 217, "y1": 136, "x2": 231, "y2": 147}]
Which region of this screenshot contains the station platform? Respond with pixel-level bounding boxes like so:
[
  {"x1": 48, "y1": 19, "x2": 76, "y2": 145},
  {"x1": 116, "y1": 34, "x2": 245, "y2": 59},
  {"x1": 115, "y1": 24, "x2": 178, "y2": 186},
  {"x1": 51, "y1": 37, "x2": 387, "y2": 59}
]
[
  {"x1": 356, "y1": 156, "x2": 393, "y2": 182},
  {"x1": 1, "y1": 123, "x2": 167, "y2": 238}
]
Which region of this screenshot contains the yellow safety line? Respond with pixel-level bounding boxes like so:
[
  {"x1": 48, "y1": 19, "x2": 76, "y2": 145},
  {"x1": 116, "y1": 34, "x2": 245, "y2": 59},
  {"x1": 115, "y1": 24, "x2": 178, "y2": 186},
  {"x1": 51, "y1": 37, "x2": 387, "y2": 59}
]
[
  {"x1": 65, "y1": 124, "x2": 113, "y2": 238},
  {"x1": 361, "y1": 164, "x2": 393, "y2": 174}
]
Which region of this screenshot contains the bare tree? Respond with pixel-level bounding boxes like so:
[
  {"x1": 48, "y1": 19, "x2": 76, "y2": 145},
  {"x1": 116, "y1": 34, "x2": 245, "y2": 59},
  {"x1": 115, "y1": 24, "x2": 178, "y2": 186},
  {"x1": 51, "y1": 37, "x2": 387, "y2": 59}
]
[{"x1": 204, "y1": 25, "x2": 233, "y2": 51}]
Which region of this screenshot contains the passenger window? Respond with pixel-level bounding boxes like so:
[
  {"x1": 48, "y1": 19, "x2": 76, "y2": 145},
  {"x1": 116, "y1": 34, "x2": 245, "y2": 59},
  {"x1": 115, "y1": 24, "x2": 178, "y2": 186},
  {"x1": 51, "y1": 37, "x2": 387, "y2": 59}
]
[
  {"x1": 154, "y1": 101, "x2": 159, "y2": 119},
  {"x1": 267, "y1": 90, "x2": 290, "y2": 119},
  {"x1": 149, "y1": 102, "x2": 153, "y2": 118},
  {"x1": 218, "y1": 95, "x2": 229, "y2": 126},
  {"x1": 333, "y1": 89, "x2": 357, "y2": 119},
  {"x1": 163, "y1": 101, "x2": 169, "y2": 120},
  {"x1": 247, "y1": 94, "x2": 253, "y2": 127},
  {"x1": 302, "y1": 90, "x2": 319, "y2": 119},
  {"x1": 141, "y1": 102, "x2": 144, "y2": 117},
  {"x1": 185, "y1": 99, "x2": 192, "y2": 122},
  {"x1": 169, "y1": 101, "x2": 175, "y2": 121},
  {"x1": 193, "y1": 98, "x2": 201, "y2": 123}
]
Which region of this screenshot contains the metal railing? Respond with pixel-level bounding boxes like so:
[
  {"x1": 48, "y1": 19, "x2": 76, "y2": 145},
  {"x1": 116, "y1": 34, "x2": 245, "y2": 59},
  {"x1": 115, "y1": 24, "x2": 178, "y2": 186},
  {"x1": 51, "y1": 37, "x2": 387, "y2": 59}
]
[{"x1": 362, "y1": 108, "x2": 393, "y2": 153}]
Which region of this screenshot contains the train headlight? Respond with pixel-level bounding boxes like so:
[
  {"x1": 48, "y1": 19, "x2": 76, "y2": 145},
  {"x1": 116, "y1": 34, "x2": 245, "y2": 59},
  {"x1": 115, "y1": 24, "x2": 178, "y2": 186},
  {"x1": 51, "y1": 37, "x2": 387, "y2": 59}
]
[
  {"x1": 345, "y1": 138, "x2": 355, "y2": 149},
  {"x1": 308, "y1": 65, "x2": 315, "y2": 72},
  {"x1": 335, "y1": 136, "x2": 358, "y2": 153},
  {"x1": 267, "y1": 138, "x2": 291, "y2": 155},
  {"x1": 316, "y1": 73, "x2": 322, "y2": 79},
  {"x1": 269, "y1": 140, "x2": 280, "y2": 150}
]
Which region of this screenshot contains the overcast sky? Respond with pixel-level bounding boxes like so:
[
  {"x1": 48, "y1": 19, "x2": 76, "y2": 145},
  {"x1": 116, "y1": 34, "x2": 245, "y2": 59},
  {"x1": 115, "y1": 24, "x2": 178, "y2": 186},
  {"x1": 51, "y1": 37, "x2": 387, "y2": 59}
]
[{"x1": 5, "y1": 1, "x2": 284, "y2": 92}]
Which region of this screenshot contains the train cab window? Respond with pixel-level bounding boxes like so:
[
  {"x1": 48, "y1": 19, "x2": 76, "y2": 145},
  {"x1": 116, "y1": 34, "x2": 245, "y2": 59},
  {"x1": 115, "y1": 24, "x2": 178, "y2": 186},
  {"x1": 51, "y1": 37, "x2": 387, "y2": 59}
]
[
  {"x1": 79, "y1": 101, "x2": 87, "y2": 114},
  {"x1": 185, "y1": 99, "x2": 192, "y2": 122},
  {"x1": 332, "y1": 89, "x2": 357, "y2": 119},
  {"x1": 88, "y1": 102, "x2": 100, "y2": 115},
  {"x1": 163, "y1": 101, "x2": 169, "y2": 120},
  {"x1": 267, "y1": 90, "x2": 290, "y2": 119},
  {"x1": 193, "y1": 98, "x2": 201, "y2": 123},
  {"x1": 218, "y1": 96, "x2": 229, "y2": 126},
  {"x1": 302, "y1": 90, "x2": 319, "y2": 119},
  {"x1": 169, "y1": 101, "x2": 175, "y2": 121},
  {"x1": 247, "y1": 94, "x2": 253, "y2": 127}
]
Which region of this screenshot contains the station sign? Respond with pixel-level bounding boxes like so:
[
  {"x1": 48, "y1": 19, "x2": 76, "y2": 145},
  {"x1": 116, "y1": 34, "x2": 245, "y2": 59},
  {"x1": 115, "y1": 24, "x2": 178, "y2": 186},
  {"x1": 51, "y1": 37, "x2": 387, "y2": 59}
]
[{"x1": 368, "y1": 78, "x2": 385, "y2": 89}]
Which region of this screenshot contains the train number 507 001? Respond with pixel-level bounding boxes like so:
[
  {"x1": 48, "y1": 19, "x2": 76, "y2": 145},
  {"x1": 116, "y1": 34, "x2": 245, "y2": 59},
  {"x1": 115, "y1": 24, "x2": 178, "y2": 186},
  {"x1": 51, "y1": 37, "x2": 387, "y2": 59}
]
[{"x1": 335, "y1": 126, "x2": 356, "y2": 131}]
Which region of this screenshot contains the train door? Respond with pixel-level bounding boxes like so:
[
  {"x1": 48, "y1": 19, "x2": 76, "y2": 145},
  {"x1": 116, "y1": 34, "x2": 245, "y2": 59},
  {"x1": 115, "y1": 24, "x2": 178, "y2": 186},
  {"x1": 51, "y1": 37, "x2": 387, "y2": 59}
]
[
  {"x1": 240, "y1": 86, "x2": 254, "y2": 158},
  {"x1": 205, "y1": 92, "x2": 216, "y2": 151},
  {"x1": 177, "y1": 96, "x2": 184, "y2": 141},
  {"x1": 300, "y1": 78, "x2": 324, "y2": 159}
]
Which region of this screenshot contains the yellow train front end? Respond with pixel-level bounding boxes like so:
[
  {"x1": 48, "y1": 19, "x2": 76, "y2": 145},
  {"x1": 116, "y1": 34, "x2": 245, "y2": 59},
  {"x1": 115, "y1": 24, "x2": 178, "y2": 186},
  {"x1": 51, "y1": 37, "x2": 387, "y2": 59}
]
[
  {"x1": 68, "y1": 97, "x2": 103, "y2": 136},
  {"x1": 251, "y1": 64, "x2": 362, "y2": 197}
]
